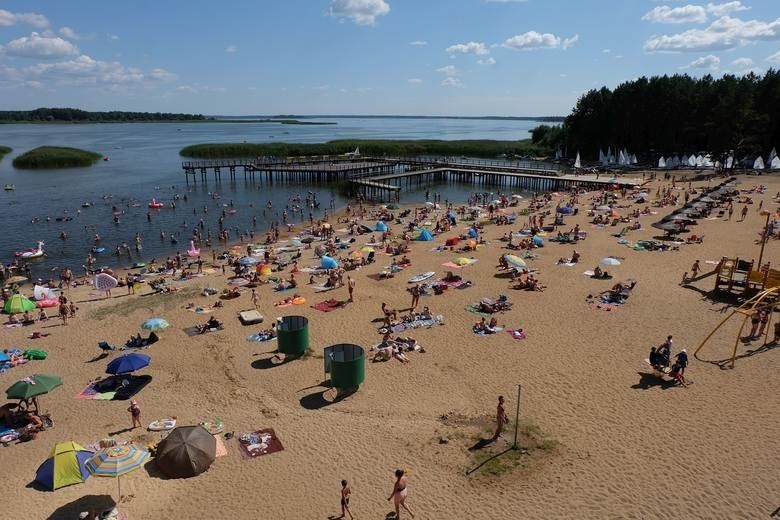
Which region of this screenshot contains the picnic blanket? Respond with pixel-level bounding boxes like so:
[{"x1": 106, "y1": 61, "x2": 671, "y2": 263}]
[
  {"x1": 313, "y1": 299, "x2": 346, "y2": 312},
  {"x1": 378, "y1": 315, "x2": 444, "y2": 334},
  {"x1": 236, "y1": 428, "x2": 284, "y2": 460}
]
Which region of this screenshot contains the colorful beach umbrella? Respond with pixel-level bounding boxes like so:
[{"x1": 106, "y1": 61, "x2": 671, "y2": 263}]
[
  {"x1": 105, "y1": 353, "x2": 150, "y2": 375},
  {"x1": 86, "y1": 444, "x2": 149, "y2": 499},
  {"x1": 141, "y1": 318, "x2": 169, "y2": 331},
  {"x1": 6, "y1": 374, "x2": 63, "y2": 400},
  {"x1": 3, "y1": 293, "x2": 36, "y2": 314},
  {"x1": 600, "y1": 257, "x2": 621, "y2": 266},
  {"x1": 35, "y1": 441, "x2": 94, "y2": 491},
  {"x1": 503, "y1": 254, "x2": 527, "y2": 269}
]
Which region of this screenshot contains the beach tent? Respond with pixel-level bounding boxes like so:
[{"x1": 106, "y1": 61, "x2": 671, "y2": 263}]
[
  {"x1": 532, "y1": 236, "x2": 544, "y2": 247},
  {"x1": 375, "y1": 221, "x2": 388, "y2": 232},
  {"x1": 35, "y1": 441, "x2": 93, "y2": 491},
  {"x1": 416, "y1": 229, "x2": 433, "y2": 241},
  {"x1": 3, "y1": 293, "x2": 36, "y2": 314},
  {"x1": 320, "y1": 256, "x2": 338, "y2": 269},
  {"x1": 155, "y1": 425, "x2": 216, "y2": 479},
  {"x1": 753, "y1": 156, "x2": 765, "y2": 169}
]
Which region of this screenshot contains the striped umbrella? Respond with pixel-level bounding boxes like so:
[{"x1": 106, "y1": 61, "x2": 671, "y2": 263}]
[
  {"x1": 503, "y1": 254, "x2": 527, "y2": 269},
  {"x1": 86, "y1": 444, "x2": 149, "y2": 499}
]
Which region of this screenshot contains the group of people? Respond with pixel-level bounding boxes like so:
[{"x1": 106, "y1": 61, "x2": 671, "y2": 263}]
[{"x1": 648, "y1": 335, "x2": 689, "y2": 387}]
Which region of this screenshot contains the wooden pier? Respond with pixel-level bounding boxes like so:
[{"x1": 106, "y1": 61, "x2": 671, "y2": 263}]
[{"x1": 181, "y1": 156, "x2": 636, "y2": 201}]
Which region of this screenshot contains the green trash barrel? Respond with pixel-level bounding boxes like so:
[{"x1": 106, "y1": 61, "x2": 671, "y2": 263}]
[
  {"x1": 326, "y1": 344, "x2": 365, "y2": 390},
  {"x1": 277, "y1": 316, "x2": 309, "y2": 356}
]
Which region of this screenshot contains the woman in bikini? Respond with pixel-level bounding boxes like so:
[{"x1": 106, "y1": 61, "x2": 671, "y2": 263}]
[{"x1": 387, "y1": 469, "x2": 415, "y2": 518}]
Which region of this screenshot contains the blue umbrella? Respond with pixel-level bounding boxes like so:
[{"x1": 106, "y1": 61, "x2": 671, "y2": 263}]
[
  {"x1": 532, "y1": 236, "x2": 544, "y2": 247},
  {"x1": 557, "y1": 206, "x2": 574, "y2": 215},
  {"x1": 375, "y1": 221, "x2": 388, "y2": 232},
  {"x1": 238, "y1": 256, "x2": 259, "y2": 266},
  {"x1": 141, "y1": 318, "x2": 169, "y2": 331},
  {"x1": 106, "y1": 353, "x2": 150, "y2": 375},
  {"x1": 320, "y1": 256, "x2": 338, "y2": 269},
  {"x1": 0, "y1": 352, "x2": 10, "y2": 363}
]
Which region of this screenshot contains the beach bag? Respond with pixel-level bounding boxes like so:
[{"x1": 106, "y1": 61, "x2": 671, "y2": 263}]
[{"x1": 24, "y1": 349, "x2": 48, "y2": 360}]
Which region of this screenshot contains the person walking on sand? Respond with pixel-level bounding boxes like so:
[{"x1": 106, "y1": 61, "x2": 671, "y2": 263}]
[
  {"x1": 333, "y1": 479, "x2": 353, "y2": 520},
  {"x1": 128, "y1": 400, "x2": 141, "y2": 429},
  {"x1": 690, "y1": 260, "x2": 700, "y2": 279},
  {"x1": 388, "y1": 469, "x2": 414, "y2": 519},
  {"x1": 491, "y1": 395, "x2": 509, "y2": 442},
  {"x1": 740, "y1": 205, "x2": 748, "y2": 221},
  {"x1": 251, "y1": 289, "x2": 259, "y2": 309},
  {"x1": 347, "y1": 276, "x2": 355, "y2": 302},
  {"x1": 409, "y1": 284, "x2": 420, "y2": 310}
]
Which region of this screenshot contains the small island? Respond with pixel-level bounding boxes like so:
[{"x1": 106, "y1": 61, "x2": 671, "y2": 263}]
[
  {"x1": 0, "y1": 145, "x2": 11, "y2": 161},
  {"x1": 180, "y1": 139, "x2": 543, "y2": 159},
  {"x1": 12, "y1": 146, "x2": 103, "y2": 169}
]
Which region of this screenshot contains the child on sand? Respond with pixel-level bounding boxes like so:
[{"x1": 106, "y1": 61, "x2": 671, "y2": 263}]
[
  {"x1": 335, "y1": 480, "x2": 353, "y2": 520},
  {"x1": 128, "y1": 400, "x2": 141, "y2": 429}
]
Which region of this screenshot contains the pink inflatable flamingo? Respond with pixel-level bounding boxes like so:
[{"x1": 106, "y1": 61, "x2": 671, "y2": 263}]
[{"x1": 187, "y1": 240, "x2": 200, "y2": 257}]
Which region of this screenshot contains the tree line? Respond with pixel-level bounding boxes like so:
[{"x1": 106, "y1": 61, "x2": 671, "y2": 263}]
[
  {"x1": 531, "y1": 70, "x2": 780, "y2": 161},
  {"x1": 0, "y1": 108, "x2": 207, "y2": 122}
]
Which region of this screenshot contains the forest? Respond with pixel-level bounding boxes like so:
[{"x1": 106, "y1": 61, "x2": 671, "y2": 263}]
[
  {"x1": 533, "y1": 70, "x2": 780, "y2": 161},
  {"x1": 0, "y1": 108, "x2": 207, "y2": 123}
]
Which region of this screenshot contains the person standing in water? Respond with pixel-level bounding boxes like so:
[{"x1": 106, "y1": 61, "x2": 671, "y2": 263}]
[{"x1": 388, "y1": 469, "x2": 414, "y2": 519}]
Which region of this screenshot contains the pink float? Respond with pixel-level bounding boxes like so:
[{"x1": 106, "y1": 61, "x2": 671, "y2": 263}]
[
  {"x1": 148, "y1": 198, "x2": 164, "y2": 209},
  {"x1": 36, "y1": 299, "x2": 59, "y2": 308},
  {"x1": 187, "y1": 241, "x2": 200, "y2": 257}
]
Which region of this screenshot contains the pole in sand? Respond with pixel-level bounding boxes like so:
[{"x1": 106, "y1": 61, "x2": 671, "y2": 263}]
[{"x1": 512, "y1": 384, "x2": 522, "y2": 450}]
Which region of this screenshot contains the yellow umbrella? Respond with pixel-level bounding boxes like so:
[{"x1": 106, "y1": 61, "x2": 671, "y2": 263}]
[
  {"x1": 360, "y1": 246, "x2": 374, "y2": 253},
  {"x1": 454, "y1": 257, "x2": 471, "y2": 266}
]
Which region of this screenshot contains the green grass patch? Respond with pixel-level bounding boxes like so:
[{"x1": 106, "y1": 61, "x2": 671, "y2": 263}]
[
  {"x1": 180, "y1": 139, "x2": 544, "y2": 159},
  {"x1": 0, "y1": 145, "x2": 11, "y2": 161},
  {"x1": 12, "y1": 146, "x2": 103, "y2": 169},
  {"x1": 467, "y1": 418, "x2": 558, "y2": 478}
]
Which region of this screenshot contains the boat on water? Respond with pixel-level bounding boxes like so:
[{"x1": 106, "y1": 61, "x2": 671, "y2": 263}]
[
  {"x1": 3, "y1": 184, "x2": 14, "y2": 191},
  {"x1": 15, "y1": 241, "x2": 45, "y2": 259}
]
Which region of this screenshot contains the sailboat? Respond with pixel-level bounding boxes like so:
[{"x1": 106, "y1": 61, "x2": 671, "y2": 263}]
[
  {"x1": 658, "y1": 157, "x2": 666, "y2": 168},
  {"x1": 753, "y1": 156, "x2": 765, "y2": 169},
  {"x1": 574, "y1": 152, "x2": 581, "y2": 169}
]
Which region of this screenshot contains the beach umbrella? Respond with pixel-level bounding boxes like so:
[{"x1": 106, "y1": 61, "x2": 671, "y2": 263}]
[
  {"x1": 454, "y1": 257, "x2": 471, "y2": 266},
  {"x1": 4, "y1": 275, "x2": 27, "y2": 285},
  {"x1": 257, "y1": 265, "x2": 272, "y2": 276},
  {"x1": 652, "y1": 221, "x2": 681, "y2": 231},
  {"x1": 3, "y1": 293, "x2": 36, "y2": 314},
  {"x1": 320, "y1": 256, "x2": 338, "y2": 269},
  {"x1": 105, "y1": 353, "x2": 150, "y2": 375},
  {"x1": 511, "y1": 194, "x2": 524, "y2": 199},
  {"x1": 238, "y1": 256, "x2": 258, "y2": 266},
  {"x1": 386, "y1": 203, "x2": 399, "y2": 210},
  {"x1": 141, "y1": 317, "x2": 169, "y2": 331},
  {"x1": 532, "y1": 236, "x2": 545, "y2": 247},
  {"x1": 0, "y1": 352, "x2": 9, "y2": 363},
  {"x1": 360, "y1": 246, "x2": 374, "y2": 253},
  {"x1": 417, "y1": 229, "x2": 433, "y2": 241},
  {"x1": 375, "y1": 221, "x2": 388, "y2": 232},
  {"x1": 666, "y1": 214, "x2": 690, "y2": 221},
  {"x1": 86, "y1": 445, "x2": 149, "y2": 500},
  {"x1": 155, "y1": 425, "x2": 216, "y2": 479},
  {"x1": 93, "y1": 273, "x2": 118, "y2": 292},
  {"x1": 557, "y1": 206, "x2": 574, "y2": 215},
  {"x1": 698, "y1": 196, "x2": 715, "y2": 203},
  {"x1": 35, "y1": 441, "x2": 94, "y2": 491},
  {"x1": 6, "y1": 374, "x2": 63, "y2": 400},
  {"x1": 600, "y1": 257, "x2": 621, "y2": 266},
  {"x1": 503, "y1": 254, "x2": 527, "y2": 269}
]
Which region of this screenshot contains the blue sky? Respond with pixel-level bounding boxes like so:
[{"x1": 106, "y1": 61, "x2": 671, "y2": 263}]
[{"x1": 0, "y1": 0, "x2": 778, "y2": 116}]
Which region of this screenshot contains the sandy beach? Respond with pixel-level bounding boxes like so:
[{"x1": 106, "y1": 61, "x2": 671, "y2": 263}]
[{"x1": 1, "y1": 172, "x2": 778, "y2": 519}]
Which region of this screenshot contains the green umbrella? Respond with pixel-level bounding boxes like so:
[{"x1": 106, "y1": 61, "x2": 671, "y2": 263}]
[
  {"x1": 6, "y1": 374, "x2": 63, "y2": 399},
  {"x1": 3, "y1": 293, "x2": 36, "y2": 314}
]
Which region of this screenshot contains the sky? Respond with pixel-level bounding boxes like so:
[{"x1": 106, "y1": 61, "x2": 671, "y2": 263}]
[{"x1": 0, "y1": 0, "x2": 778, "y2": 116}]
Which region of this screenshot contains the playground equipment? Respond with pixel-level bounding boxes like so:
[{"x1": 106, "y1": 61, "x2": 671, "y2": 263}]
[
  {"x1": 715, "y1": 256, "x2": 780, "y2": 295},
  {"x1": 694, "y1": 286, "x2": 779, "y2": 368},
  {"x1": 277, "y1": 315, "x2": 309, "y2": 357},
  {"x1": 323, "y1": 343, "x2": 365, "y2": 395}
]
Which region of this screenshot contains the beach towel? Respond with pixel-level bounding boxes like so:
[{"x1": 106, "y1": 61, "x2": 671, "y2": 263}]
[
  {"x1": 274, "y1": 285, "x2": 295, "y2": 292},
  {"x1": 507, "y1": 329, "x2": 527, "y2": 340},
  {"x1": 378, "y1": 315, "x2": 444, "y2": 334},
  {"x1": 236, "y1": 428, "x2": 284, "y2": 460},
  {"x1": 214, "y1": 434, "x2": 228, "y2": 457},
  {"x1": 247, "y1": 332, "x2": 277, "y2": 342},
  {"x1": 313, "y1": 299, "x2": 346, "y2": 312},
  {"x1": 76, "y1": 383, "x2": 99, "y2": 400},
  {"x1": 465, "y1": 304, "x2": 492, "y2": 317},
  {"x1": 228, "y1": 278, "x2": 249, "y2": 286},
  {"x1": 473, "y1": 326, "x2": 503, "y2": 335}
]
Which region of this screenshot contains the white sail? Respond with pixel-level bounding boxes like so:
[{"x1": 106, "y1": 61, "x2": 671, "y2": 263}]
[
  {"x1": 658, "y1": 157, "x2": 666, "y2": 168},
  {"x1": 681, "y1": 155, "x2": 689, "y2": 166},
  {"x1": 772, "y1": 156, "x2": 780, "y2": 169},
  {"x1": 598, "y1": 149, "x2": 606, "y2": 165},
  {"x1": 714, "y1": 160, "x2": 722, "y2": 169},
  {"x1": 574, "y1": 152, "x2": 581, "y2": 169},
  {"x1": 702, "y1": 155, "x2": 713, "y2": 167},
  {"x1": 695, "y1": 154, "x2": 704, "y2": 167},
  {"x1": 688, "y1": 155, "x2": 697, "y2": 167},
  {"x1": 671, "y1": 155, "x2": 681, "y2": 168},
  {"x1": 769, "y1": 147, "x2": 777, "y2": 163},
  {"x1": 753, "y1": 156, "x2": 765, "y2": 169},
  {"x1": 725, "y1": 155, "x2": 734, "y2": 169},
  {"x1": 555, "y1": 148, "x2": 562, "y2": 160},
  {"x1": 631, "y1": 154, "x2": 638, "y2": 164}
]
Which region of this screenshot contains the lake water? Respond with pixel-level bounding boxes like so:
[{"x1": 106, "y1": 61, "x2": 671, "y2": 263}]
[{"x1": 0, "y1": 117, "x2": 544, "y2": 278}]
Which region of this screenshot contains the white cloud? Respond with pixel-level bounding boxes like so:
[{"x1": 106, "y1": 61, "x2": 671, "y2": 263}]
[
  {"x1": 706, "y1": 1, "x2": 749, "y2": 18},
  {"x1": 446, "y1": 41, "x2": 489, "y2": 56},
  {"x1": 478, "y1": 57, "x2": 496, "y2": 65},
  {"x1": 731, "y1": 57, "x2": 753, "y2": 67},
  {"x1": 225, "y1": 45, "x2": 237, "y2": 53},
  {"x1": 768, "y1": 50, "x2": 780, "y2": 63},
  {"x1": 644, "y1": 15, "x2": 780, "y2": 52},
  {"x1": 407, "y1": 78, "x2": 422, "y2": 83},
  {"x1": 22, "y1": 54, "x2": 177, "y2": 87},
  {"x1": 2, "y1": 32, "x2": 79, "y2": 59},
  {"x1": 441, "y1": 77, "x2": 462, "y2": 87},
  {"x1": 176, "y1": 85, "x2": 197, "y2": 93},
  {"x1": 148, "y1": 68, "x2": 178, "y2": 81},
  {"x1": 409, "y1": 40, "x2": 427, "y2": 46},
  {"x1": 329, "y1": 0, "x2": 390, "y2": 26},
  {"x1": 0, "y1": 9, "x2": 49, "y2": 28},
  {"x1": 602, "y1": 48, "x2": 611, "y2": 53},
  {"x1": 483, "y1": 0, "x2": 527, "y2": 3},
  {"x1": 684, "y1": 54, "x2": 720, "y2": 69},
  {"x1": 435, "y1": 65, "x2": 458, "y2": 77},
  {"x1": 312, "y1": 84, "x2": 330, "y2": 90},
  {"x1": 502, "y1": 31, "x2": 578, "y2": 50},
  {"x1": 58, "y1": 27, "x2": 93, "y2": 40},
  {"x1": 642, "y1": 5, "x2": 707, "y2": 24},
  {"x1": 107, "y1": 33, "x2": 120, "y2": 41},
  {"x1": 176, "y1": 85, "x2": 225, "y2": 94}
]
